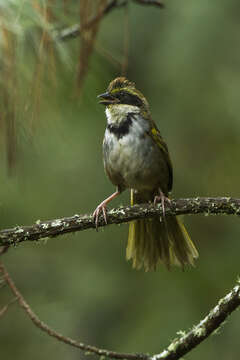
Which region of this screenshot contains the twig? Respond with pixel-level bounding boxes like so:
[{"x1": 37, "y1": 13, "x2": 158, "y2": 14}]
[
  {"x1": 0, "y1": 197, "x2": 240, "y2": 247},
  {"x1": 151, "y1": 280, "x2": 240, "y2": 360},
  {"x1": 0, "y1": 262, "x2": 239, "y2": 360},
  {"x1": 0, "y1": 278, "x2": 7, "y2": 289},
  {"x1": 0, "y1": 262, "x2": 147, "y2": 360},
  {"x1": 57, "y1": 0, "x2": 128, "y2": 41},
  {"x1": 0, "y1": 297, "x2": 17, "y2": 318},
  {"x1": 56, "y1": 0, "x2": 164, "y2": 41},
  {"x1": 133, "y1": 0, "x2": 164, "y2": 8}
]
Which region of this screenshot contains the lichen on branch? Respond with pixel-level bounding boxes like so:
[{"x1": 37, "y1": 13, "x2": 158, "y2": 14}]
[
  {"x1": 0, "y1": 197, "x2": 240, "y2": 247},
  {"x1": 0, "y1": 261, "x2": 240, "y2": 360}
]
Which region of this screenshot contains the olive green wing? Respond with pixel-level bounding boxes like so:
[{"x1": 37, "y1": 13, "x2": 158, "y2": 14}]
[{"x1": 147, "y1": 122, "x2": 173, "y2": 192}]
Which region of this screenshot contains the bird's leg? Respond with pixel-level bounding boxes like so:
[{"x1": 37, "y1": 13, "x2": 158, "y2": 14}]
[
  {"x1": 154, "y1": 189, "x2": 171, "y2": 218},
  {"x1": 93, "y1": 190, "x2": 121, "y2": 230}
]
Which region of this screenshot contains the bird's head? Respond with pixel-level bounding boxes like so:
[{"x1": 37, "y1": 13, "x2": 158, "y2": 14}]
[{"x1": 98, "y1": 77, "x2": 149, "y2": 113}]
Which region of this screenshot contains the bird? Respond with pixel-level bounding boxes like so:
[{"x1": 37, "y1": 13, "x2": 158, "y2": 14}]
[{"x1": 93, "y1": 77, "x2": 198, "y2": 271}]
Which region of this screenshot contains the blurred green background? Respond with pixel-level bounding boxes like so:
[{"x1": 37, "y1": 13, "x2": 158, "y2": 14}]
[{"x1": 1, "y1": 1, "x2": 240, "y2": 359}]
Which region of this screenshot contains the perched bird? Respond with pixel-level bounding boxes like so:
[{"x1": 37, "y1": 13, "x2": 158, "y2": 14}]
[{"x1": 93, "y1": 77, "x2": 198, "y2": 271}]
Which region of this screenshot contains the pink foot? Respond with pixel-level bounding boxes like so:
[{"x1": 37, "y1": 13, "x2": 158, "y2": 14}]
[
  {"x1": 154, "y1": 189, "x2": 171, "y2": 217},
  {"x1": 93, "y1": 203, "x2": 108, "y2": 231},
  {"x1": 93, "y1": 190, "x2": 121, "y2": 231}
]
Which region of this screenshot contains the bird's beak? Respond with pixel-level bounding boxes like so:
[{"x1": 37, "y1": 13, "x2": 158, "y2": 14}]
[{"x1": 97, "y1": 92, "x2": 118, "y2": 105}]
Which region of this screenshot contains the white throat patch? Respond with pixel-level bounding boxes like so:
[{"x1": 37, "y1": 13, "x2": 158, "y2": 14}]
[{"x1": 105, "y1": 104, "x2": 140, "y2": 124}]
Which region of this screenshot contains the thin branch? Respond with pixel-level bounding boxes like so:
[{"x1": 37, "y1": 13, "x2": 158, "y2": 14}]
[
  {"x1": 56, "y1": 0, "x2": 164, "y2": 41},
  {"x1": 0, "y1": 277, "x2": 7, "y2": 289},
  {"x1": 0, "y1": 197, "x2": 240, "y2": 247},
  {"x1": 0, "y1": 262, "x2": 147, "y2": 360},
  {"x1": 57, "y1": 0, "x2": 128, "y2": 41},
  {"x1": 151, "y1": 280, "x2": 240, "y2": 360},
  {"x1": 0, "y1": 297, "x2": 17, "y2": 318},
  {"x1": 133, "y1": 0, "x2": 164, "y2": 7},
  {"x1": 0, "y1": 262, "x2": 239, "y2": 360}
]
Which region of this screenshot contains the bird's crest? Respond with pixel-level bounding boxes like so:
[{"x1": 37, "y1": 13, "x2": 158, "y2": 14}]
[
  {"x1": 104, "y1": 77, "x2": 150, "y2": 117},
  {"x1": 108, "y1": 77, "x2": 135, "y2": 92}
]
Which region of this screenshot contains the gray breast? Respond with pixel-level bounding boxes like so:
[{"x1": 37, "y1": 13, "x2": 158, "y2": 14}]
[{"x1": 103, "y1": 113, "x2": 168, "y2": 191}]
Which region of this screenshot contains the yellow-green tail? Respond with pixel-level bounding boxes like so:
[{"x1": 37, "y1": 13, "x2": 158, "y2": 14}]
[
  {"x1": 127, "y1": 216, "x2": 198, "y2": 271},
  {"x1": 126, "y1": 191, "x2": 198, "y2": 271}
]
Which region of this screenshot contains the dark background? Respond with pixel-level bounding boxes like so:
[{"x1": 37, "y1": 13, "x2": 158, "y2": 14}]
[{"x1": 0, "y1": 1, "x2": 240, "y2": 359}]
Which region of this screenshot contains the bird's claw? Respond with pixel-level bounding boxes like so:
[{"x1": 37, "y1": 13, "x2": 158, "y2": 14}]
[
  {"x1": 93, "y1": 204, "x2": 108, "y2": 231},
  {"x1": 154, "y1": 190, "x2": 171, "y2": 217},
  {"x1": 92, "y1": 190, "x2": 121, "y2": 231}
]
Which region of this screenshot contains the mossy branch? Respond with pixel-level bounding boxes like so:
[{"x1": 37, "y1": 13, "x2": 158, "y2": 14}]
[
  {"x1": 0, "y1": 197, "x2": 240, "y2": 247},
  {"x1": 1, "y1": 261, "x2": 240, "y2": 360},
  {"x1": 152, "y1": 280, "x2": 240, "y2": 360}
]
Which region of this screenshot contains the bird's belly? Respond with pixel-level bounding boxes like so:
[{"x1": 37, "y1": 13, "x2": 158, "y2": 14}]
[{"x1": 104, "y1": 132, "x2": 164, "y2": 190}]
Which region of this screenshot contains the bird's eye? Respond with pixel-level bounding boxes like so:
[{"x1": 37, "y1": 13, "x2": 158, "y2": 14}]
[
  {"x1": 120, "y1": 93, "x2": 131, "y2": 103},
  {"x1": 117, "y1": 91, "x2": 142, "y2": 107}
]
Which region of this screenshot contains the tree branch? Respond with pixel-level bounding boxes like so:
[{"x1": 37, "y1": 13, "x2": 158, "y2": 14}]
[
  {"x1": 0, "y1": 261, "x2": 239, "y2": 360},
  {"x1": 0, "y1": 197, "x2": 239, "y2": 247},
  {"x1": 133, "y1": 0, "x2": 164, "y2": 7},
  {"x1": 0, "y1": 262, "x2": 147, "y2": 360},
  {"x1": 152, "y1": 281, "x2": 240, "y2": 359},
  {"x1": 0, "y1": 297, "x2": 17, "y2": 318},
  {"x1": 57, "y1": 0, "x2": 128, "y2": 41},
  {"x1": 56, "y1": 0, "x2": 164, "y2": 41}
]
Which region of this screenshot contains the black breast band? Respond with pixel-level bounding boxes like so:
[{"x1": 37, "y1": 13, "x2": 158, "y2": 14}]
[{"x1": 107, "y1": 113, "x2": 136, "y2": 139}]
